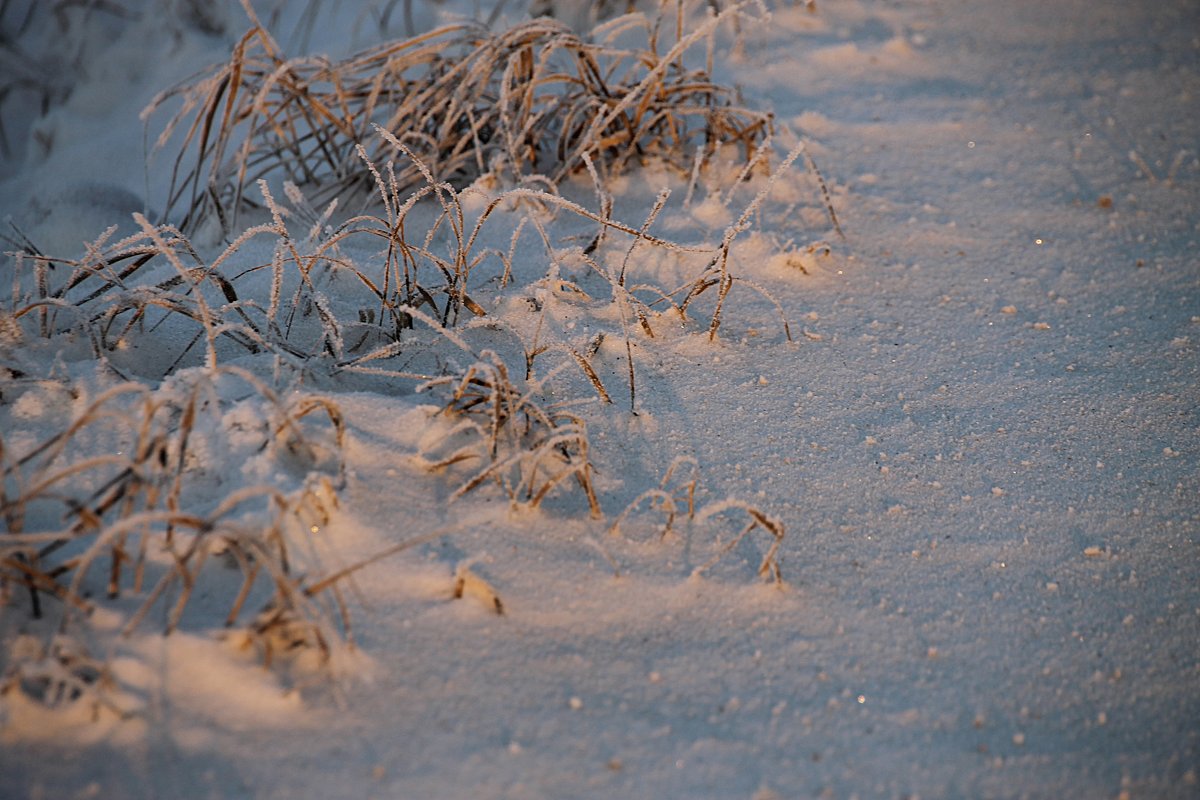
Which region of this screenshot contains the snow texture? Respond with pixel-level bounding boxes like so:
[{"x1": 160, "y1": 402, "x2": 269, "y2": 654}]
[{"x1": 1, "y1": 0, "x2": 1198, "y2": 798}]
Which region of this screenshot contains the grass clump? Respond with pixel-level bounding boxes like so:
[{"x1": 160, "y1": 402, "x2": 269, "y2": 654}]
[
  {"x1": 0, "y1": 367, "x2": 350, "y2": 689},
  {"x1": 0, "y1": 0, "x2": 832, "y2": 721},
  {"x1": 147, "y1": 0, "x2": 774, "y2": 235},
  {"x1": 417, "y1": 349, "x2": 602, "y2": 517}
]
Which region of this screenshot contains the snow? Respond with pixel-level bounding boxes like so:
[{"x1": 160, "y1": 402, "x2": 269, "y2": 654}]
[{"x1": 2, "y1": 0, "x2": 1198, "y2": 798}]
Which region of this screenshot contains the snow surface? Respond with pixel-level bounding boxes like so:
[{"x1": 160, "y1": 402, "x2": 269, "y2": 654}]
[{"x1": 2, "y1": 0, "x2": 1198, "y2": 798}]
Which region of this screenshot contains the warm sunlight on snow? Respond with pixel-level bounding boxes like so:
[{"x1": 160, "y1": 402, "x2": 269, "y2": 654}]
[{"x1": 1, "y1": 1, "x2": 1198, "y2": 798}]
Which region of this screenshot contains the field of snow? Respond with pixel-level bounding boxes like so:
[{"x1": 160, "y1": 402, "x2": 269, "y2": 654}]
[{"x1": 1, "y1": 1, "x2": 1197, "y2": 798}]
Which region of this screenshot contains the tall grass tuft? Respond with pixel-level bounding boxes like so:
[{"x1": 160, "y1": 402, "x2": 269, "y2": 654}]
[
  {"x1": 1, "y1": 0, "x2": 824, "y2": 713},
  {"x1": 0, "y1": 369, "x2": 347, "y2": 648},
  {"x1": 146, "y1": 0, "x2": 774, "y2": 235}
]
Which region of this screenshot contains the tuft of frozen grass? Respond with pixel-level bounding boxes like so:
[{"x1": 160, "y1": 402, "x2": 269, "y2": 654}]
[
  {"x1": 416, "y1": 349, "x2": 603, "y2": 517},
  {"x1": 0, "y1": 366, "x2": 350, "y2": 679},
  {"x1": 1, "y1": 1, "x2": 824, "y2": 719},
  {"x1": 145, "y1": 0, "x2": 774, "y2": 236},
  {"x1": 2, "y1": 115, "x2": 805, "y2": 695}
]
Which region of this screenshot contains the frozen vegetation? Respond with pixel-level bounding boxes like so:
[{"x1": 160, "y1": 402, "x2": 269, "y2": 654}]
[{"x1": 0, "y1": 0, "x2": 1197, "y2": 797}]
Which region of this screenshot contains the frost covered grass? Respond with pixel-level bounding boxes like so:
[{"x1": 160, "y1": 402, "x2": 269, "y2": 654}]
[
  {"x1": 148, "y1": 0, "x2": 776, "y2": 236},
  {"x1": 0, "y1": 365, "x2": 350, "y2": 697},
  {"x1": 1, "y1": 0, "x2": 819, "y2": 720},
  {"x1": 4, "y1": 0, "x2": 1200, "y2": 796}
]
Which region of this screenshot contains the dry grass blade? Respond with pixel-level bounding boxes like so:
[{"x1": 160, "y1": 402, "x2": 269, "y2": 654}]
[
  {"x1": 693, "y1": 499, "x2": 786, "y2": 584},
  {"x1": 707, "y1": 140, "x2": 803, "y2": 340},
  {"x1": 567, "y1": 341, "x2": 612, "y2": 404},
  {"x1": 302, "y1": 525, "x2": 457, "y2": 598},
  {"x1": 609, "y1": 455, "x2": 698, "y2": 539}
]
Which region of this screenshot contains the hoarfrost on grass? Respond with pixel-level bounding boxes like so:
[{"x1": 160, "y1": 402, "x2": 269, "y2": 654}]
[{"x1": 2, "y1": 0, "x2": 1200, "y2": 798}]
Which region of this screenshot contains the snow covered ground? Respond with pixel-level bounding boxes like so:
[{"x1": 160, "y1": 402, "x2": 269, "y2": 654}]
[{"x1": 1, "y1": 1, "x2": 1197, "y2": 798}]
